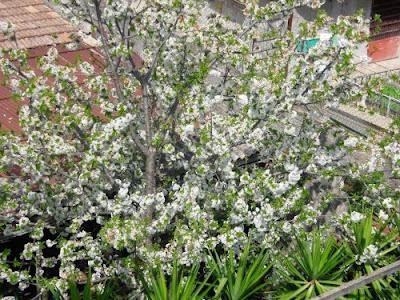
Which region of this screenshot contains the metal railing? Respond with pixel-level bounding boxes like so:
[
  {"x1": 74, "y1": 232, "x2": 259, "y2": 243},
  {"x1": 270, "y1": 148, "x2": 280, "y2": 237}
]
[
  {"x1": 351, "y1": 76, "x2": 400, "y2": 118},
  {"x1": 367, "y1": 90, "x2": 400, "y2": 118}
]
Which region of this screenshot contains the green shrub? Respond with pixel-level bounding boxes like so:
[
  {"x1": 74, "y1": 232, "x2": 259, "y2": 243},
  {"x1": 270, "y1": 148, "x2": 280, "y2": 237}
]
[
  {"x1": 276, "y1": 233, "x2": 346, "y2": 300},
  {"x1": 344, "y1": 212, "x2": 399, "y2": 299},
  {"x1": 207, "y1": 243, "x2": 271, "y2": 300},
  {"x1": 139, "y1": 258, "x2": 222, "y2": 300}
]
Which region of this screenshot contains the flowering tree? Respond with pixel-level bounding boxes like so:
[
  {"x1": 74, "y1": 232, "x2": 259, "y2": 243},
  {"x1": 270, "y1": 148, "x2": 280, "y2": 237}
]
[{"x1": 0, "y1": 0, "x2": 398, "y2": 294}]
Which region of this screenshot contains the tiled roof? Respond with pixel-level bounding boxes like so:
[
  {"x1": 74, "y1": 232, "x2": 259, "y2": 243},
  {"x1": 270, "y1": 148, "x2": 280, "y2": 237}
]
[
  {"x1": 0, "y1": 0, "x2": 76, "y2": 49},
  {"x1": 0, "y1": 45, "x2": 105, "y2": 133},
  {"x1": 0, "y1": 0, "x2": 88, "y2": 133},
  {"x1": 0, "y1": 1, "x2": 144, "y2": 134}
]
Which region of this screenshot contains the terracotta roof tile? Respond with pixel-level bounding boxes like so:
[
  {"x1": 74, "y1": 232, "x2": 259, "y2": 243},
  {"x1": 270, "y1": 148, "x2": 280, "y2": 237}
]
[
  {"x1": 0, "y1": 0, "x2": 77, "y2": 49},
  {"x1": 0, "y1": 2, "x2": 87, "y2": 134},
  {"x1": 0, "y1": 0, "x2": 44, "y2": 9},
  {"x1": 0, "y1": 45, "x2": 105, "y2": 134}
]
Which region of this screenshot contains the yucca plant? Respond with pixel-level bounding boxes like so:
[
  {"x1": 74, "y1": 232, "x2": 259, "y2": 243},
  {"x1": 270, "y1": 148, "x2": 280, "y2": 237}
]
[
  {"x1": 49, "y1": 272, "x2": 114, "y2": 300},
  {"x1": 344, "y1": 212, "x2": 399, "y2": 299},
  {"x1": 207, "y1": 242, "x2": 271, "y2": 300},
  {"x1": 139, "y1": 258, "x2": 223, "y2": 300},
  {"x1": 277, "y1": 232, "x2": 346, "y2": 300}
]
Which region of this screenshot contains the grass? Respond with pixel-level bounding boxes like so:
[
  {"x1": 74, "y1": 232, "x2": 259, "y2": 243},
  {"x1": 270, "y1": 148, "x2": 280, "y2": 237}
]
[{"x1": 372, "y1": 85, "x2": 400, "y2": 115}]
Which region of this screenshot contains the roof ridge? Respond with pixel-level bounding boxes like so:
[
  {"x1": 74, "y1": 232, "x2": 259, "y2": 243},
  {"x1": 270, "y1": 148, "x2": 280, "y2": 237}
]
[
  {"x1": 8, "y1": 23, "x2": 74, "y2": 34},
  {"x1": 0, "y1": 0, "x2": 44, "y2": 8},
  {"x1": 1, "y1": 13, "x2": 64, "y2": 23},
  {"x1": 6, "y1": 16, "x2": 68, "y2": 25},
  {"x1": 0, "y1": 29, "x2": 75, "y2": 43}
]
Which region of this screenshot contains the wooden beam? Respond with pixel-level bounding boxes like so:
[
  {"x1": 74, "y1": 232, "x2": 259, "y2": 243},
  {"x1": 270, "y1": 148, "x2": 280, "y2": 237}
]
[{"x1": 312, "y1": 260, "x2": 400, "y2": 300}]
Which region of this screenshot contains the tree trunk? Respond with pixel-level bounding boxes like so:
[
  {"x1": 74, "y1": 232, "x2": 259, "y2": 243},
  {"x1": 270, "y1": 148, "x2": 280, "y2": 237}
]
[
  {"x1": 144, "y1": 149, "x2": 156, "y2": 245},
  {"x1": 145, "y1": 149, "x2": 156, "y2": 196}
]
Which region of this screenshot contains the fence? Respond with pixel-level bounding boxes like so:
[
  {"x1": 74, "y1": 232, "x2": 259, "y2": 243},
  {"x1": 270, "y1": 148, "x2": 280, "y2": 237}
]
[
  {"x1": 352, "y1": 71, "x2": 400, "y2": 118},
  {"x1": 367, "y1": 91, "x2": 400, "y2": 118}
]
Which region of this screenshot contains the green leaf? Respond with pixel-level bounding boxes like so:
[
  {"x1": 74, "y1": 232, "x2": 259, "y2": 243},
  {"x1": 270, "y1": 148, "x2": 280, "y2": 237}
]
[{"x1": 68, "y1": 281, "x2": 81, "y2": 300}]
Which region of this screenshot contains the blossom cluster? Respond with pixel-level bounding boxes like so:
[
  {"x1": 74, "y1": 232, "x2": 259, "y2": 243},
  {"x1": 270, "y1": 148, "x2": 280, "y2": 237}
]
[{"x1": 0, "y1": 0, "x2": 398, "y2": 294}]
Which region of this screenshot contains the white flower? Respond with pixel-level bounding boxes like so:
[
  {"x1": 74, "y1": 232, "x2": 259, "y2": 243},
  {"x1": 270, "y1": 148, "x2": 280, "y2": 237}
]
[
  {"x1": 237, "y1": 94, "x2": 248, "y2": 106},
  {"x1": 172, "y1": 183, "x2": 180, "y2": 191},
  {"x1": 0, "y1": 21, "x2": 8, "y2": 32},
  {"x1": 80, "y1": 61, "x2": 95, "y2": 75},
  {"x1": 10, "y1": 79, "x2": 19, "y2": 91},
  {"x1": 350, "y1": 211, "x2": 365, "y2": 223},
  {"x1": 357, "y1": 245, "x2": 379, "y2": 265},
  {"x1": 254, "y1": 215, "x2": 266, "y2": 232},
  {"x1": 383, "y1": 198, "x2": 393, "y2": 209},
  {"x1": 209, "y1": 69, "x2": 221, "y2": 77},
  {"x1": 282, "y1": 222, "x2": 291, "y2": 233},
  {"x1": 336, "y1": 35, "x2": 350, "y2": 47},
  {"x1": 47, "y1": 47, "x2": 59, "y2": 62},
  {"x1": 183, "y1": 124, "x2": 194, "y2": 136},
  {"x1": 288, "y1": 167, "x2": 302, "y2": 185},
  {"x1": 18, "y1": 282, "x2": 29, "y2": 291},
  {"x1": 344, "y1": 137, "x2": 358, "y2": 148},
  {"x1": 164, "y1": 144, "x2": 175, "y2": 154},
  {"x1": 214, "y1": 95, "x2": 224, "y2": 102},
  {"x1": 0, "y1": 21, "x2": 15, "y2": 37},
  {"x1": 378, "y1": 210, "x2": 388, "y2": 221},
  {"x1": 284, "y1": 125, "x2": 296, "y2": 136},
  {"x1": 76, "y1": 231, "x2": 87, "y2": 238},
  {"x1": 118, "y1": 186, "x2": 129, "y2": 199},
  {"x1": 271, "y1": 182, "x2": 289, "y2": 196},
  {"x1": 18, "y1": 217, "x2": 30, "y2": 227},
  {"x1": 65, "y1": 42, "x2": 79, "y2": 51},
  {"x1": 46, "y1": 240, "x2": 56, "y2": 248}
]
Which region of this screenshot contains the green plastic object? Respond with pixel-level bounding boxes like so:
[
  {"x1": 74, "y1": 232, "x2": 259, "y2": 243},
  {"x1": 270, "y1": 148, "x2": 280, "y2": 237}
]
[
  {"x1": 296, "y1": 35, "x2": 341, "y2": 54},
  {"x1": 296, "y1": 38, "x2": 320, "y2": 53}
]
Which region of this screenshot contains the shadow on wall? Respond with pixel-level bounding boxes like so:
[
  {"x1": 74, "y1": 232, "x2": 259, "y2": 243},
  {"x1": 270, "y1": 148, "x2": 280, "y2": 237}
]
[
  {"x1": 295, "y1": 0, "x2": 372, "y2": 24},
  {"x1": 208, "y1": 0, "x2": 269, "y2": 23}
]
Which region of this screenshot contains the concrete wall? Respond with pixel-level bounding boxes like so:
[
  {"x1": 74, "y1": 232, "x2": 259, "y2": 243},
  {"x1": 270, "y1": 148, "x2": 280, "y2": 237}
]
[
  {"x1": 208, "y1": 0, "x2": 246, "y2": 23},
  {"x1": 293, "y1": 0, "x2": 372, "y2": 25},
  {"x1": 208, "y1": 0, "x2": 269, "y2": 23},
  {"x1": 293, "y1": 0, "x2": 372, "y2": 59}
]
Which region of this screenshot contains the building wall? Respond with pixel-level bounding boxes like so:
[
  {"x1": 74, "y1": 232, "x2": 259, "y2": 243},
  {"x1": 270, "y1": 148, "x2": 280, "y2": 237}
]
[
  {"x1": 207, "y1": 0, "x2": 289, "y2": 57},
  {"x1": 292, "y1": 0, "x2": 372, "y2": 60},
  {"x1": 208, "y1": 1, "x2": 400, "y2": 63},
  {"x1": 208, "y1": 0, "x2": 246, "y2": 23},
  {"x1": 208, "y1": 0, "x2": 270, "y2": 23},
  {"x1": 293, "y1": 0, "x2": 372, "y2": 25}
]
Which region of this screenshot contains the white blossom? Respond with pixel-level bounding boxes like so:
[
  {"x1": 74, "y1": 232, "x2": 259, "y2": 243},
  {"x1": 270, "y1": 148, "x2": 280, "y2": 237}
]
[
  {"x1": 350, "y1": 211, "x2": 365, "y2": 223},
  {"x1": 344, "y1": 136, "x2": 358, "y2": 148}
]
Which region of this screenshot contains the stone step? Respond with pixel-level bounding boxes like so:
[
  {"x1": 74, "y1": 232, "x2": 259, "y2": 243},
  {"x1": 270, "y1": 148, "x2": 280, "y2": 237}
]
[{"x1": 324, "y1": 108, "x2": 374, "y2": 136}]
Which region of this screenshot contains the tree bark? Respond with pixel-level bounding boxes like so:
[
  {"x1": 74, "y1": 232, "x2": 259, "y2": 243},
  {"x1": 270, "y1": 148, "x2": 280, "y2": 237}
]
[
  {"x1": 145, "y1": 149, "x2": 156, "y2": 196},
  {"x1": 144, "y1": 149, "x2": 156, "y2": 245},
  {"x1": 142, "y1": 83, "x2": 155, "y2": 199}
]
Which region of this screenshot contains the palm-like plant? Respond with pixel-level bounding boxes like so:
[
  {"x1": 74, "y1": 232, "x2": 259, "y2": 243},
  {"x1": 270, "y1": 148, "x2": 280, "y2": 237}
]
[
  {"x1": 344, "y1": 212, "x2": 399, "y2": 299},
  {"x1": 207, "y1": 243, "x2": 271, "y2": 300},
  {"x1": 277, "y1": 233, "x2": 345, "y2": 300},
  {"x1": 139, "y1": 258, "x2": 223, "y2": 300}
]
